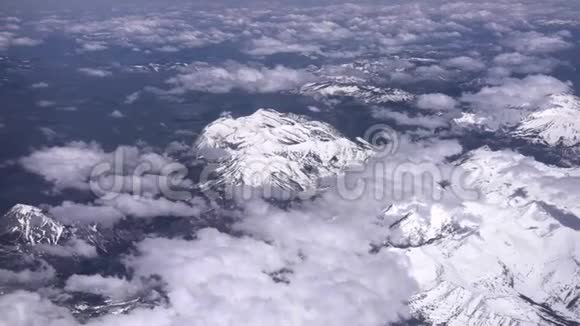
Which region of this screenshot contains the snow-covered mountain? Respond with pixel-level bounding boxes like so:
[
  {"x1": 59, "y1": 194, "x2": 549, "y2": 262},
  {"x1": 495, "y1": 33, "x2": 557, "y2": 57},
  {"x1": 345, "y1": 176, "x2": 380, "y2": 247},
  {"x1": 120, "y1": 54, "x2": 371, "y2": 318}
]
[
  {"x1": 0, "y1": 204, "x2": 167, "y2": 320},
  {"x1": 125, "y1": 62, "x2": 189, "y2": 73},
  {"x1": 195, "y1": 109, "x2": 374, "y2": 198},
  {"x1": 377, "y1": 200, "x2": 476, "y2": 250},
  {"x1": 195, "y1": 108, "x2": 580, "y2": 324},
  {"x1": 299, "y1": 81, "x2": 414, "y2": 105},
  {"x1": 514, "y1": 94, "x2": 580, "y2": 147},
  {"x1": 0, "y1": 204, "x2": 66, "y2": 245},
  {"x1": 295, "y1": 59, "x2": 414, "y2": 106},
  {"x1": 390, "y1": 147, "x2": 580, "y2": 325}
]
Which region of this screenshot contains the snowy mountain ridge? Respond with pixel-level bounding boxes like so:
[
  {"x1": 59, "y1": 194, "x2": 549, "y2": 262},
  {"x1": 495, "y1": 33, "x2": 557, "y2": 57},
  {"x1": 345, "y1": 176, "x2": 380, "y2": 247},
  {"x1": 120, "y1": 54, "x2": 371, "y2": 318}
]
[
  {"x1": 299, "y1": 81, "x2": 414, "y2": 105},
  {"x1": 396, "y1": 147, "x2": 580, "y2": 325},
  {"x1": 195, "y1": 109, "x2": 374, "y2": 197},
  {"x1": 514, "y1": 93, "x2": 580, "y2": 147},
  {"x1": 0, "y1": 204, "x2": 66, "y2": 245}
]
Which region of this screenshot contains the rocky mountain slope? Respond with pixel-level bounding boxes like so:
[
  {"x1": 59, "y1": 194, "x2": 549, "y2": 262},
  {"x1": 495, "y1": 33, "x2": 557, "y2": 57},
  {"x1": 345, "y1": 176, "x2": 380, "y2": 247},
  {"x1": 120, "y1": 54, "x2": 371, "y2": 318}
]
[
  {"x1": 514, "y1": 94, "x2": 580, "y2": 148},
  {"x1": 299, "y1": 81, "x2": 414, "y2": 105},
  {"x1": 391, "y1": 147, "x2": 580, "y2": 325},
  {"x1": 5, "y1": 105, "x2": 580, "y2": 325},
  {"x1": 0, "y1": 204, "x2": 66, "y2": 245},
  {"x1": 194, "y1": 109, "x2": 374, "y2": 198},
  {"x1": 194, "y1": 107, "x2": 580, "y2": 324},
  {"x1": 0, "y1": 204, "x2": 166, "y2": 321}
]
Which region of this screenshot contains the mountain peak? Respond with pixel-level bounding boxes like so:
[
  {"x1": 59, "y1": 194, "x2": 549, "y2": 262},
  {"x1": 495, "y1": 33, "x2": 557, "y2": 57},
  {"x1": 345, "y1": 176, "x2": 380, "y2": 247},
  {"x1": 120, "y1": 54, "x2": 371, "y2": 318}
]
[
  {"x1": 514, "y1": 93, "x2": 580, "y2": 147},
  {"x1": 195, "y1": 109, "x2": 373, "y2": 198},
  {"x1": 299, "y1": 81, "x2": 414, "y2": 104},
  {"x1": 0, "y1": 204, "x2": 66, "y2": 245}
]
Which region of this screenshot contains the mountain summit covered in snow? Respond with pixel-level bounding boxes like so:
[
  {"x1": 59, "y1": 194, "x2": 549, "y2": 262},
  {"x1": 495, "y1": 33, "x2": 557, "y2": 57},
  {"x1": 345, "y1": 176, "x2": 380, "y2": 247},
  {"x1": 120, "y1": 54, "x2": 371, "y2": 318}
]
[
  {"x1": 514, "y1": 93, "x2": 580, "y2": 147},
  {"x1": 0, "y1": 204, "x2": 66, "y2": 245},
  {"x1": 194, "y1": 109, "x2": 374, "y2": 199},
  {"x1": 398, "y1": 147, "x2": 580, "y2": 325}
]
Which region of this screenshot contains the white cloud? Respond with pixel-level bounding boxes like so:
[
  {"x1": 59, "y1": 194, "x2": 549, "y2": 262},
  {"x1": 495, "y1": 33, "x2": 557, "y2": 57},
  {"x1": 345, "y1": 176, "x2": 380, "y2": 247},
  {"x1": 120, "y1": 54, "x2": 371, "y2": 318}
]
[
  {"x1": 53, "y1": 15, "x2": 232, "y2": 51},
  {"x1": 36, "y1": 100, "x2": 55, "y2": 108},
  {"x1": 7, "y1": 3, "x2": 580, "y2": 325},
  {"x1": 77, "y1": 40, "x2": 108, "y2": 52},
  {"x1": 19, "y1": 141, "x2": 204, "y2": 225},
  {"x1": 31, "y1": 82, "x2": 49, "y2": 89},
  {"x1": 416, "y1": 93, "x2": 458, "y2": 111},
  {"x1": 78, "y1": 68, "x2": 112, "y2": 78},
  {"x1": 124, "y1": 91, "x2": 141, "y2": 104},
  {"x1": 0, "y1": 291, "x2": 77, "y2": 326},
  {"x1": 0, "y1": 32, "x2": 41, "y2": 50},
  {"x1": 372, "y1": 109, "x2": 449, "y2": 130},
  {"x1": 65, "y1": 275, "x2": 142, "y2": 300},
  {"x1": 80, "y1": 137, "x2": 472, "y2": 326},
  {"x1": 39, "y1": 127, "x2": 58, "y2": 140},
  {"x1": 97, "y1": 194, "x2": 204, "y2": 219},
  {"x1": 49, "y1": 201, "x2": 125, "y2": 227},
  {"x1": 244, "y1": 37, "x2": 320, "y2": 56},
  {"x1": 491, "y1": 52, "x2": 560, "y2": 75},
  {"x1": 19, "y1": 142, "x2": 192, "y2": 201},
  {"x1": 0, "y1": 262, "x2": 55, "y2": 286},
  {"x1": 126, "y1": 226, "x2": 414, "y2": 326},
  {"x1": 443, "y1": 56, "x2": 485, "y2": 71},
  {"x1": 167, "y1": 62, "x2": 314, "y2": 94},
  {"x1": 19, "y1": 141, "x2": 108, "y2": 191},
  {"x1": 35, "y1": 238, "x2": 98, "y2": 258},
  {"x1": 503, "y1": 31, "x2": 572, "y2": 54},
  {"x1": 110, "y1": 110, "x2": 125, "y2": 118},
  {"x1": 465, "y1": 75, "x2": 571, "y2": 108},
  {"x1": 11, "y1": 37, "x2": 42, "y2": 46},
  {"x1": 57, "y1": 106, "x2": 78, "y2": 112},
  {"x1": 307, "y1": 105, "x2": 321, "y2": 112}
]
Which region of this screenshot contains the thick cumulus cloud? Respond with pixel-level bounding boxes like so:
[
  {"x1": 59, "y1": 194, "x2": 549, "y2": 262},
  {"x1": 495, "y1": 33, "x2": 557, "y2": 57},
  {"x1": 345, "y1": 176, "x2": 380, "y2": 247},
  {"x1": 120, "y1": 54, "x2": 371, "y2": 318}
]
[
  {"x1": 4, "y1": 1, "x2": 580, "y2": 325},
  {"x1": 20, "y1": 142, "x2": 200, "y2": 226},
  {"x1": 64, "y1": 274, "x2": 142, "y2": 301},
  {"x1": 0, "y1": 263, "x2": 55, "y2": 286},
  {"x1": 20, "y1": 142, "x2": 181, "y2": 192},
  {"x1": 96, "y1": 194, "x2": 204, "y2": 219},
  {"x1": 19, "y1": 141, "x2": 108, "y2": 191},
  {"x1": 1, "y1": 136, "x2": 474, "y2": 326},
  {"x1": 107, "y1": 138, "x2": 471, "y2": 326},
  {"x1": 125, "y1": 227, "x2": 414, "y2": 326},
  {"x1": 0, "y1": 291, "x2": 77, "y2": 326},
  {"x1": 167, "y1": 62, "x2": 314, "y2": 94},
  {"x1": 49, "y1": 201, "x2": 125, "y2": 227},
  {"x1": 0, "y1": 226, "x2": 414, "y2": 326},
  {"x1": 50, "y1": 196, "x2": 203, "y2": 226},
  {"x1": 416, "y1": 93, "x2": 458, "y2": 112}
]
